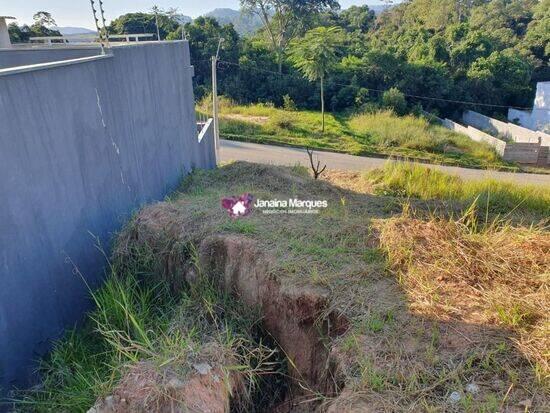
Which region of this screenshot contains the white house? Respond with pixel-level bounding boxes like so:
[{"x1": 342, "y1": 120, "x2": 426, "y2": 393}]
[{"x1": 508, "y1": 81, "x2": 550, "y2": 133}]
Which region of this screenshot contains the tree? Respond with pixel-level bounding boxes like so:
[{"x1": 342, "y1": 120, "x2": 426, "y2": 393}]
[
  {"x1": 9, "y1": 11, "x2": 60, "y2": 42},
  {"x1": 288, "y1": 26, "x2": 344, "y2": 132},
  {"x1": 467, "y1": 50, "x2": 533, "y2": 107},
  {"x1": 169, "y1": 17, "x2": 240, "y2": 99},
  {"x1": 33, "y1": 11, "x2": 56, "y2": 28},
  {"x1": 109, "y1": 12, "x2": 179, "y2": 40},
  {"x1": 339, "y1": 5, "x2": 375, "y2": 32},
  {"x1": 240, "y1": 0, "x2": 339, "y2": 73},
  {"x1": 8, "y1": 22, "x2": 30, "y2": 43},
  {"x1": 382, "y1": 87, "x2": 407, "y2": 115},
  {"x1": 523, "y1": 0, "x2": 550, "y2": 62},
  {"x1": 151, "y1": 5, "x2": 161, "y2": 40}
]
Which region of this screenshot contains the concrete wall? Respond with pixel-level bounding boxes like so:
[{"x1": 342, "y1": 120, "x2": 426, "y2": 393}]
[
  {"x1": 507, "y1": 122, "x2": 550, "y2": 146},
  {"x1": 0, "y1": 41, "x2": 215, "y2": 396},
  {"x1": 439, "y1": 117, "x2": 506, "y2": 155},
  {"x1": 441, "y1": 118, "x2": 470, "y2": 135},
  {"x1": 438, "y1": 117, "x2": 546, "y2": 164},
  {"x1": 466, "y1": 126, "x2": 507, "y2": 156},
  {"x1": 0, "y1": 46, "x2": 101, "y2": 69},
  {"x1": 508, "y1": 82, "x2": 550, "y2": 133},
  {"x1": 463, "y1": 110, "x2": 550, "y2": 146}
]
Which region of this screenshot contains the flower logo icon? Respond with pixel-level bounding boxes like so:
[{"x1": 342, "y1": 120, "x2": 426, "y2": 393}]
[{"x1": 221, "y1": 193, "x2": 254, "y2": 217}]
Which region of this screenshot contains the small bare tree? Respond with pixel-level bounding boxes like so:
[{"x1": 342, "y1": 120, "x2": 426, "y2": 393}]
[{"x1": 306, "y1": 148, "x2": 327, "y2": 179}]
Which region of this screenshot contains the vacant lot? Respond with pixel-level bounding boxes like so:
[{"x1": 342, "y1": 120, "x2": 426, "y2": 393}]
[
  {"x1": 19, "y1": 162, "x2": 549, "y2": 412},
  {"x1": 204, "y1": 100, "x2": 516, "y2": 171}
]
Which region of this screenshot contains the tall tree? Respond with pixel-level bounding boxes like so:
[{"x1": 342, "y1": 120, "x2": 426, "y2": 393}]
[
  {"x1": 168, "y1": 17, "x2": 240, "y2": 99},
  {"x1": 9, "y1": 11, "x2": 60, "y2": 42},
  {"x1": 288, "y1": 26, "x2": 344, "y2": 132},
  {"x1": 240, "y1": 0, "x2": 339, "y2": 73},
  {"x1": 32, "y1": 11, "x2": 56, "y2": 28}
]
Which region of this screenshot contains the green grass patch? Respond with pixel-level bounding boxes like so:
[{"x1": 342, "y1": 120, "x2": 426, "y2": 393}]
[
  {"x1": 366, "y1": 162, "x2": 550, "y2": 216},
  {"x1": 210, "y1": 100, "x2": 517, "y2": 170},
  {"x1": 220, "y1": 218, "x2": 258, "y2": 234}
]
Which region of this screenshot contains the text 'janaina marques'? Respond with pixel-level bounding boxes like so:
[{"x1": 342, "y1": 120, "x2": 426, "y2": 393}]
[{"x1": 254, "y1": 198, "x2": 328, "y2": 209}]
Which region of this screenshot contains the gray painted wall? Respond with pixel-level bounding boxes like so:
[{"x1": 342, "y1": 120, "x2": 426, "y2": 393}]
[
  {"x1": 0, "y1": 46, "x2": 102, "y2": 69},
  {"x1": 0, "y1": 41, "x2": 215, "y2": 397}
]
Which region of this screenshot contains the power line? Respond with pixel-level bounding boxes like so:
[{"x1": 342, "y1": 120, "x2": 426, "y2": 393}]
[{"x1": 215, "y1": 59, "x2": 542, "y2": 111}]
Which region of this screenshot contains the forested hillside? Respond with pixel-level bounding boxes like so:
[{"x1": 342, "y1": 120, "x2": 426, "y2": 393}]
[
  {"x1": 172, "y1": 0, "x2": 548, "y2": 118},
  {"x1": 10, "y1": 1, "x2": 548, "y2": 118}
]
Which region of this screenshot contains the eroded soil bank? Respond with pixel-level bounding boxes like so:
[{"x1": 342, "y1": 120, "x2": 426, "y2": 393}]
[{"x1": 20, "y1": 162, "x2": 549, "y2": 412}]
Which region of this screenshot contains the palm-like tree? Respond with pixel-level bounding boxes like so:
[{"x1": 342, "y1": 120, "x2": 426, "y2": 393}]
[{"x1": 287, "y1": 26, "x2": 344, "y2": 133}]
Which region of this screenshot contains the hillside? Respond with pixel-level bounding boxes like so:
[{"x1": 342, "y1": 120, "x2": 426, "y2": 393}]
[
  {"x1": 369, "y1": 4, "x2": 392, "y2": 15},
  {"x1": 204, "y1": 8, "x2": 265, "y2": 35},
  {"x1": 202, "y1": 5, "x2": 391, "y2": 35},
  {"x1": 52, "y1": 26, "x2": 95, "y2": 35},
  {"x1": 199, "y1": 100, "x2": 516, "y2": 170}
]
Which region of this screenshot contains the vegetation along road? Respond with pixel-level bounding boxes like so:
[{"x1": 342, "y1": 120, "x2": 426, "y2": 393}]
[{"x1": 220, "y1": 139, "x2": 550, "y2": 187}]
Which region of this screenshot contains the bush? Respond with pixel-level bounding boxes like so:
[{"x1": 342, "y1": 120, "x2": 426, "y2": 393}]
[
  {"x1": 282, "y1": 94, "x2": 297, "y2": 111},
  {"x1": 355, "y1": 88, "x2": 370, "y2": 108},
  {"x1": 381, "y1": 87, "x2": 407, "y2": 116}
]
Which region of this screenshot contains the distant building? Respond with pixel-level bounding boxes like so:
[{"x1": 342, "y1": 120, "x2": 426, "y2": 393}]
[{"x1": 508, "y1": 81, "x2": 550, "y2": 133}]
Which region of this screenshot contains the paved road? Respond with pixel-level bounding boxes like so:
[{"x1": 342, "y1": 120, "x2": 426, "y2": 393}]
[{"x1": 220, "y1": 140, "x2": 550, "y2": 186}]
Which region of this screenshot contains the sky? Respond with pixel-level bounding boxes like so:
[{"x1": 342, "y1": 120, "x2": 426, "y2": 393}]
[{"x1": 3, "y1": 0, "x2": 394, "y2": 29}]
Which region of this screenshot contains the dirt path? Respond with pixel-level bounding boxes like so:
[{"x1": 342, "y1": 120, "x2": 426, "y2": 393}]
[{"x1": 220, "y1": 139, "x2": 550, "y2": 186}]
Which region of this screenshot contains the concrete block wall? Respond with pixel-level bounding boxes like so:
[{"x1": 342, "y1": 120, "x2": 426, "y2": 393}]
[
  {"x1": 0, "y1": 41, "x2": 215, "y2": 396},
  {"x1": 437, "y1": 117, "x2": 546, "y2": 164},
  {"x1": 463, "y1": 110, "x2": 550, "y2": 146},
  {"x1": 442, "y1": 118, "x2": 470, "y2": 135},
  {"x1": 466, "y1": 126, "x2": 507, "y2": 156},
  {"x1": 503, "y1": 142, "x2": 542, "y2": 164}
]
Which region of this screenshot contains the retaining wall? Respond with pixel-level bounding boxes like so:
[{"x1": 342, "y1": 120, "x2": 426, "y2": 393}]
[
  {"x1": 463, "y1": 110, "x2": 550, "y2": 146},
  {"x1": 0, "y1": 41, "x2": 215, "y2": 396},
  {"x1": 437, "y1": 117, "x2": 547, "y2": 165},
  {"x1": 503, "y1": 142, "x2": 542, "y2": 165},
  {"x1": 466, "y1": 126, "x2": 507, "y2": 156}
]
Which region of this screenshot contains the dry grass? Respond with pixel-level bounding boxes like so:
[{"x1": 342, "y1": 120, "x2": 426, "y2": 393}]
[{"x1": 378, "y1": 211, "x2": 550, "y2": 383}]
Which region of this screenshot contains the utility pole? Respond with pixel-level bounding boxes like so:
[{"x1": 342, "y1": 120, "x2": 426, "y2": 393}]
[
  {"x1": 211, "y1": 38, "x2": 224, "y2": 161},
  {"x1": 152, "y1": 5, "x2": 161, "y2": 41}
]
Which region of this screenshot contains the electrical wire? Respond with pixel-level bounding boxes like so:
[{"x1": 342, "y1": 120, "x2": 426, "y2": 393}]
[{"x1": 213, "y1": 58, "x2": 545, "y2": 111}]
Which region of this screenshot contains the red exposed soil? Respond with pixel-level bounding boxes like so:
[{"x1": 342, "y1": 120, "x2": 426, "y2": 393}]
[{"x1": 198, "y1": 235, "x2": 348, "y2": 404}]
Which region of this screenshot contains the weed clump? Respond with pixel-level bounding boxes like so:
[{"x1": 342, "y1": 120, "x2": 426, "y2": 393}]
[{"x1": 16, "y1": 243, "x2": 281, "y2": 412}]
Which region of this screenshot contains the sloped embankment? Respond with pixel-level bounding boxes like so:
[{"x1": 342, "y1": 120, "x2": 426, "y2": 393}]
[
  {"x1": 102, "y1": 162, "x2": 548, "y2": 412},
  {"x1": 20, "y1": 162, "x2": 549, "y2": 412}
]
